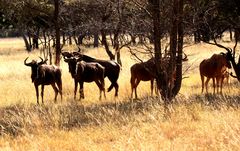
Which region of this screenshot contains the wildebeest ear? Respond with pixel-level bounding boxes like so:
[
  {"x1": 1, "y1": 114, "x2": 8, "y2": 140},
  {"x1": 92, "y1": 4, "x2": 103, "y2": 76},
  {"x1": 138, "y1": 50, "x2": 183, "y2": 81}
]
[{"x1": 24, "y1": 57, "x2": 32, "y2": 66}]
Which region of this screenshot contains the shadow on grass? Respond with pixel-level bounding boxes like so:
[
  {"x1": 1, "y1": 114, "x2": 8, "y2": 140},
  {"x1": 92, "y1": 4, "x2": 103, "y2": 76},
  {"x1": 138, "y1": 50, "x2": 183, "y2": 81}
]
[
  {"x1": 0, "y1": 96, "x2": 164, "y2": 136},
  {"x1": 189, "y1": 93, "x2": 240, "y2": 109},
  {"x1": 2, "y1": 92, "x2": 240, "y2": 137}
]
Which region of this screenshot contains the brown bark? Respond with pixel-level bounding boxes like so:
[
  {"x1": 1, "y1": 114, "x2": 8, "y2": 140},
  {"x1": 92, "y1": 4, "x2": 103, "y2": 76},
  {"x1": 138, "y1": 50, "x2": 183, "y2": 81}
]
[
  {"x1": 54, "y1": 0, "x2": 61, "y2": 66},
  {"x1": 167, "y1": 0, "x2": 179, "y2": 101},
  {"x1": 149, "y1": 0, "x2": 166, "y2": 100},
  {"x1": 101, "y1": 29, "x2": 115, "y2": 60},
  {"x1": 172, "y1": 0, "x2": 183, "y2": 97},
  {"x1": 94, "y1": 34, "x2": 99, "y2": 47},
  {"x1": 21, "y1": 31, "x2": 31, "y2": 52},
  {"x1": 149, "y1": 0, "x2": 183, "y2": 103}
]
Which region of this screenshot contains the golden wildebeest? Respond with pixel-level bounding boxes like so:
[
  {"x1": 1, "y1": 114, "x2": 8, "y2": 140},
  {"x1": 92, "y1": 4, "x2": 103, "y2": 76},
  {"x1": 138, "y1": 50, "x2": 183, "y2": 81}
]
[
  {"x1": 199, "y1": 53, "x2": 232, "y2": 94},
  {"x1": 130, "y1": 58, "x2": 156, "y2": 99},
  {"x1": 130, "y1": 55, "x2": 187, "y2": 99}
]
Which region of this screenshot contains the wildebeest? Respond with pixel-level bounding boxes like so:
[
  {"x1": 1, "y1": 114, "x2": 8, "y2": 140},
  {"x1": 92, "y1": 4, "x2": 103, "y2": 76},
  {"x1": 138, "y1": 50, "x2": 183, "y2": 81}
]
[
  {"x1": 24, "y1": 57, "x2": 62, "y2": 104},
  {"x1": 130, "y1": 58, "x2": 178, "y2": 99},
  {"x1": 130, "y1": 54, "x2": 187, "y2": 99},
  {"x1": 63, "y1": 57, "x2": 106, "y2": 100},
  {"x1": 130, "y1": 58, "x2": 157, "y2": 99},
  {"x1": 62, "y1": 52, "x2": 120, "y2": 97},
  {"x1": 199, "y1": 53, "x2": 232, "y2": 94}
]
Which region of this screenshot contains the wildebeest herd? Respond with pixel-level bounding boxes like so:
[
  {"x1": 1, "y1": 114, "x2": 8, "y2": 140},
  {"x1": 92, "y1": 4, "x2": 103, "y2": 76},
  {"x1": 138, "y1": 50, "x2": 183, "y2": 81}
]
[{"x1": 24, "y1": 50, "x2": 233, "y2": 104}]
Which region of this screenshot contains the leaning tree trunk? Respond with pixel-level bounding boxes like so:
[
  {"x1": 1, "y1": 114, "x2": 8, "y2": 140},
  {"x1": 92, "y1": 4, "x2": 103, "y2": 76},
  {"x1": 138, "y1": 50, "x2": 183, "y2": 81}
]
[
  {"x1": 21, "y1": 31, "x2": 32, "y2": 52},
  {"x1": 101, "y1": 29, "x2": 115, "y2": 60},
  {"x1": 54, "y1": 0, "x2": 61, "y2": 66}
]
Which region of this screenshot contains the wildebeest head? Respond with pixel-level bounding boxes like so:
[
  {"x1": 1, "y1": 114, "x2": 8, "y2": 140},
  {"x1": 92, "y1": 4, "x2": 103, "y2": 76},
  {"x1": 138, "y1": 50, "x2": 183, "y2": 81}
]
[
  {"x1": 62, "y1": 52, "x2": 83, "y2": 78},
  {"x1": 24, "y1": 57, "x2": 47, "y2": 82},
  {"x1": 220, "y1": 52, "x2": 232, "y2": 69},
  {"x1": 62, "y1": 52, "x2": 74, "y2": 58},
  {"x1": 63, "y1": 57, "x2": 79, "y2": 78}
]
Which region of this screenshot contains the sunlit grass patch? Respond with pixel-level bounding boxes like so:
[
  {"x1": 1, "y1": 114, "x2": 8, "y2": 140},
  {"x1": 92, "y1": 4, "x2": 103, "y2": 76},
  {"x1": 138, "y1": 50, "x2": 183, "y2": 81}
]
[{"x1": 0, "y1": 38, "x2": 240, "y2": 150}]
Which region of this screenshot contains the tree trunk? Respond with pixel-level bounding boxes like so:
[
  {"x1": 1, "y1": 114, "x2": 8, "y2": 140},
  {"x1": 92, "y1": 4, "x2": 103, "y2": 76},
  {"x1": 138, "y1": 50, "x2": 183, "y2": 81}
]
[
  {"x1": 229, "y1": 29, "x2": 233, "y2": 41},
  {"x1": 78, "y1": 34, "x2": 85, "y2": 45},
  {"x1": 130, "y1": 34, "x2": 136, "y2": 45},
  {"x1": 234, "y1": 28, "x2": 240, "y2": 42},
  {"x1": 172, "y1": 0, "x2": 183, "y2": 97},
  {"x1": 167, "y1": 0, "x2": 179, "y2": 101},
  {"x1": 149, "y1": 0, "x2": 183, "y2": 104},
  {"x1": 149, "y1": 0, "x2": 165, "y2": 100},
  {"x1": 27, "y1": 31, "x2": 32, "y2": 50},
  {"x1": 194, "y1": 31, "x2": 201, "y2": 43},
  {"x1": 21, "y1": 31, "x2": 31, "y2": 52},
  {"x1": 94, "y1": 33, "x2": 99, "y2": 47},
  {"x1": 101, "y1": 29, "x2": 115, "y2": 60},
  {"x1": 32, "y1": 28, "x2": 39, "y2": 49},
  {"x1": 69, "y1": 35, "x2": 72, "y2": 45},
  {"x1": 62, "y1": 32, "x2": 66, "y2": 45},
  {"x1": 54, "y1": 0, "x2": 61, "y2": 66}
]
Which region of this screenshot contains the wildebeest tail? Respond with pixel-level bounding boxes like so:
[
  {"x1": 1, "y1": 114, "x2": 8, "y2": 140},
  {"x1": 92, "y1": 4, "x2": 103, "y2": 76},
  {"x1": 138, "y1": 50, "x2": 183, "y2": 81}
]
[
  {"x1": 56, "y1": 69, "x2": 62, "y2": 89},
  {"x1": 108, "y1": 62, "x2": 121, "y2": 92}
]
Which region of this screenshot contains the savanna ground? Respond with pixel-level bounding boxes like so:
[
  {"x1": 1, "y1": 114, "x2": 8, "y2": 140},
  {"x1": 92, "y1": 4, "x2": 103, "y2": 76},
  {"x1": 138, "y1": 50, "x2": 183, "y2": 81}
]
[{"x1": 0, "y1": 35, "x2": 240, "y2": 151}]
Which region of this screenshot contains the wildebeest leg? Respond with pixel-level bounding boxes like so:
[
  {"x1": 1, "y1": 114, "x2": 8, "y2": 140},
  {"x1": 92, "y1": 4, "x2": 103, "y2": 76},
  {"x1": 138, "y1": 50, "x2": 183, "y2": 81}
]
[
  {"x1": 79, "y1": 82, "x2": 84, "y2": 100},
  {"x1": 41, "y1": 85, "x2": 44, "y2": 104},
  {"x1": 34, "y1": 83, "x2": 39, "y2": 104},
  {"x1": 155, "y1": 80, "x2": 159, "y2": 96},
  {"x1": 134, "y1": 79, "x2": 140, "y2": 99},
  {"x1": 220, "y1": 76, "x2": 224, "y2": 94},
  {"x1": 205, "y1": 77, "x2": 210, "y2": 94},
  {"x1": 201, "y1": 75, "x2": 204, "y2": 93},
  {"x1": 216, "y1": 77, "x2": 220, "y2": 94},
  {"x1": 130, "y1": 76, "x2": 135, "y2": 98},
  {"x1": 107, "y1": 79, "x2": 119, "y2": 97},
  {"x1": 51, "y1": 83, "x2": 58, "y2": 102},
  {"x1": 95, "y1": 80, "x2": 105, "y2": 100},
  {"x1": 101, "y1": 79, "x2": 106, "y2": 99},
  {"x1": 212, "y1": 78, "x2": 216, "y2": 94},
  {"x1": 150, "y1": 79, "x2": 154, "y2": 96},
  {"x1": 114, "y1": 83, "x2": 119, "y2": 97},
  {"x1": 100, "y1": 77, "x2": 106, "y2": 99},
  {"x1": 74, "y1": 79, "x2": 78, "y2": 100},
  {"x1": 217, "y1": 76, "x2": 224, "y2": 94}
]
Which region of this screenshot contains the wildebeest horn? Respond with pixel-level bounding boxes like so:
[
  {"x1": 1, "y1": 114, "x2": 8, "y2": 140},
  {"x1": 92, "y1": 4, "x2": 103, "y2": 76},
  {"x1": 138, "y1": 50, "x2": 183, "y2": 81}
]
[
  {"x1": 24, "y1": 57, "x2": 32, "y2": 66},
  {"x1": 37, "y1": 57, "x2": 44, "y2": 65},
  {"x1": 72, "y1": 52, "x2": 81, "y2": 57},
  {"x1": 77, "y1": 46, "x2": 81, "y2": 52},
  {"x1": 182, "y1": 52, "x2": 188, "y2": 61}
]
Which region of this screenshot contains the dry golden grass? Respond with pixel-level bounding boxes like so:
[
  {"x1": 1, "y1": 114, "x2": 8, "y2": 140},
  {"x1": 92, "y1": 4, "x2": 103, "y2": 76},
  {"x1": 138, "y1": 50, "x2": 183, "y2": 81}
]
[{"x1": 0, "y1": 37, "x2": 240, "y2": 151}]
